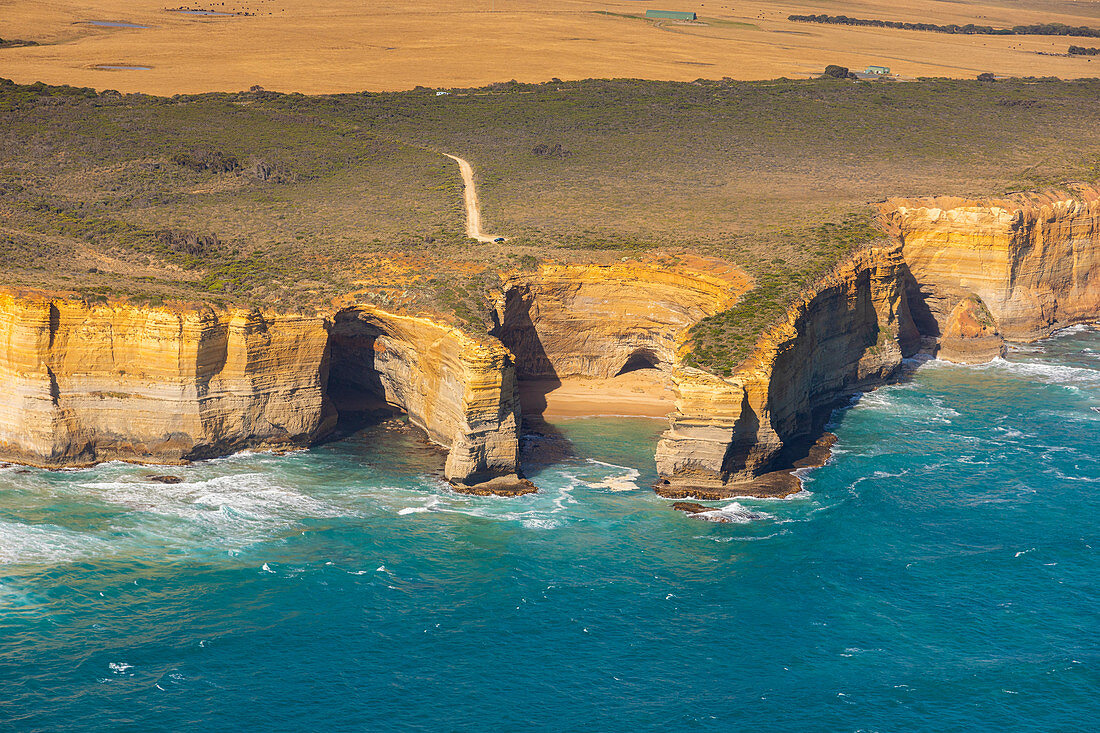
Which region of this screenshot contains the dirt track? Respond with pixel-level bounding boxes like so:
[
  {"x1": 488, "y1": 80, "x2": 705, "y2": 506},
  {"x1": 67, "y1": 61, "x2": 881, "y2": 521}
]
[{"x1": 444, "y1": 154, "x2": 499, "y2": 243}]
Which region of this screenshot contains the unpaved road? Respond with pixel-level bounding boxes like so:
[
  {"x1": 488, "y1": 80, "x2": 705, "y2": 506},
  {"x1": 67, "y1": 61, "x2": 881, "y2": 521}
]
[{"x1": 444, "y1": 154, "x2": 501, "y2": 243}]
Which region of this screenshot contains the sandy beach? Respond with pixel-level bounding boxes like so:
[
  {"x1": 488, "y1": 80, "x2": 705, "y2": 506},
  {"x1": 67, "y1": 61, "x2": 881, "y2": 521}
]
[{"x1": 519, "y1": 370, "x2": 676, "y2": 419}]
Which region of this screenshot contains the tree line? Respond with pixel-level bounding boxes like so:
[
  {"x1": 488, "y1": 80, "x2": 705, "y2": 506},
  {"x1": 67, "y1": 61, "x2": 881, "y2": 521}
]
[{"x1": 789, "y1": 14, "x2": 1100, "y2": 38}]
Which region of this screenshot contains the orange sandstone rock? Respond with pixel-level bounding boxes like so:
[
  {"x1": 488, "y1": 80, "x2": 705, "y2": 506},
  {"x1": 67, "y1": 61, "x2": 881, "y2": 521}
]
[
  {"x1": 0, "y1": 291, "x2": 523, "y2": 489},
  {"x1": 495, "y1": 257, "x2": 750, "y2": 379},
  {"x1": 937, "y1": 295, "x2": 1006, "y2": 364},
  {"x1": 885, "y1": 187, "x2": 1100, "y2": 341},
  {"x1": 656, "y1": 246, "x2": 920, "y2": 498}
]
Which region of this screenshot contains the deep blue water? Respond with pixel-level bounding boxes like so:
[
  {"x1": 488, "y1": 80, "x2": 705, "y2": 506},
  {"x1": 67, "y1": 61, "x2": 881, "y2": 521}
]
[{"x1": 2, "y1": 329, "x2": 1099, "y2": 731}]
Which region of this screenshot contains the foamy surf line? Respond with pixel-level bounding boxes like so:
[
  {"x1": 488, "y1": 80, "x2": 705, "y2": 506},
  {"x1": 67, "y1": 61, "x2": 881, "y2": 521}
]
[
  {"x1": 77, "y1": 473, "x2": 345, "y2": 523},
  {"x1": 0, "y1": 520, "x2": 109, "y2": 565},
  {"x1": 582, "y1": 459, "x2": 641, "y2": 491},
  {"x1": 392, "y1": 467, "x2": 638, "y2": 528},
  {"x1": 698, "y1": 502, "x2": 776, "y2": 523},
  {"x1": 976, "y1": 357, "x2": 1100, "y2": 385}
]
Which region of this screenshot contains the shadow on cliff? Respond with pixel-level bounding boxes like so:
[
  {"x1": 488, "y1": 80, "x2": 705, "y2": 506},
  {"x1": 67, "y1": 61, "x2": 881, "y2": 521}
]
[
  {"x1": 735, "y1": 260, "x2": 941, "y2": 487},
  {"x1": 489, "y1": 284, "x2": 579, "y2": 471}
]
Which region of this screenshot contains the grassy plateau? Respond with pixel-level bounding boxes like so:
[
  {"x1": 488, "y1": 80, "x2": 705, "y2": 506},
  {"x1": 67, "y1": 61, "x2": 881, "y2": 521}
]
[{"x1": 3, "y1": 75, "x2": 1100, "y2": 373}]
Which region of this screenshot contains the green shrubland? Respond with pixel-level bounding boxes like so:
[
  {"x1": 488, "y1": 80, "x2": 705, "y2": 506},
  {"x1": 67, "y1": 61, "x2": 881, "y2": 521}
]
[{"x1": 2, "y1": 75, "x2": 1100, "y2": 368}]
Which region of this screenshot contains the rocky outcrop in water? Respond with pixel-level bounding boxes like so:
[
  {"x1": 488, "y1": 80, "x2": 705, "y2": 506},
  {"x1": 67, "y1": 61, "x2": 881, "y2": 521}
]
[{"x1": 937, "y1": 295, "x2": 1006, "y2": 363}]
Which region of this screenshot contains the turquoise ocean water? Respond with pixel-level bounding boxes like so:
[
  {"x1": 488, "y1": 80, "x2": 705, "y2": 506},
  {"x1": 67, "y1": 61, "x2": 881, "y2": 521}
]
[{"x1": 2, "y1": 328, "x2": 1099, "y2": 731}]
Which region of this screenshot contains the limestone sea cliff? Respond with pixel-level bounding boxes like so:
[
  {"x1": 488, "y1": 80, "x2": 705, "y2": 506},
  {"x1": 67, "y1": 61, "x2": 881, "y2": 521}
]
[
  {"x1": 1, "y1": 189, "x2": 1096, "y2": 500},
  {"x1": 494, "y1": 257, "x2": 750, "y2": 380},
  {"x1": 327, "y1": 305, "x2": 524, "y2": 493},
  {"x1": 0, "y1": 291, "x2": 330, "y2": 467},
  {"x1": 0, "y1": 291, "x2": 524, "y2": 493},
  {"x1": 656, "y1": 246, "x2": 920, "y2": 497},
  {"x1": 885, "y1": 187, "x2": 1100, "y2": 342},
  {"x1": 655, "y1": 188, "x2": 1100, "y2": 497}
]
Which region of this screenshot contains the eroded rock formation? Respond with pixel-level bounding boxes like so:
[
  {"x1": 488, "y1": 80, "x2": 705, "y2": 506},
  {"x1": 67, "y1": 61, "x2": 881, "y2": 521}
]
[
  {"x1": 2, "y1": 189, "x2": 1096, "y2": 503},
  {"x1": 327, "y1": 305, "x2": 524, "y2": 493},
  {"x1": 937, "y1": 295, "x2": 1006, "y2": 364},
  {"x1": 885, "y1": 187, "x2": 1100, "y2": 340},
  {"x1": 656, "y1": 246, "x2": 920, "y2": 498},
  {"x1": 0, "y1": 291, "x2": 524, "y2": 493},
  {"x1": 0, "y1": 290, "x2": 331, "y2": 466},
  {"x1": 656, "y1": 188, "x2": 1100, "y2": 497},
  {"x1": 494, "y1": 257, "x2": 749, "y2": 379}
]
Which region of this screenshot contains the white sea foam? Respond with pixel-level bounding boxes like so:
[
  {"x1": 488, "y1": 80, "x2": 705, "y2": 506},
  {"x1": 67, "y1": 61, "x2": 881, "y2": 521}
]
[
  {"x1": 584, "y1": 460, "x2": 641, "y2": 491},
  {"x1": 405, "y1": 478, "x2": 571, "y2": 530},
  {"x1": 694, "y1": 502, "x2": 775, "y2": 524},
  {"x1": 976, "y1": 357, "x2": 1100, "y2": 386},
  {"x1": 0, "y1": 520, "x2": 107, "y2": 565},
  {"x1": 851, "y1": 388, "x2": 958, "y2": 425},
  {"x1": 80, "y1": 473, "x2": 343, "y2": 526},
  {"x1": 854, "y1": 390, "x2": 895, "y2": 409},
  {"x1": 1052, "y1": 323, "x2": 1096, "y2": 337}
]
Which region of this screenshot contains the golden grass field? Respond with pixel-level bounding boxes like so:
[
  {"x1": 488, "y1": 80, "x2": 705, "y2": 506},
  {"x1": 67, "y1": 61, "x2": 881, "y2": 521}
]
[{"x1": 2, "y1": 0, "x2": 1100, "y2": 94}]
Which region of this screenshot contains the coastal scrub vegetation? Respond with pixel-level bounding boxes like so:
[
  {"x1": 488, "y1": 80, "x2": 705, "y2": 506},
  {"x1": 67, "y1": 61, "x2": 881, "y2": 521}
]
[
  {"x1": 788, "y1": 14, "x2": 1100, "y2": 38},
  {"x1": 2, "y1": 75, "x2": 1100, "y2": 371}
]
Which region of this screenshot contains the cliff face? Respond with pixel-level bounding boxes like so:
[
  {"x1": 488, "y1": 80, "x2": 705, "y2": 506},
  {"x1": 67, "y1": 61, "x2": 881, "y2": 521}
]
[
  {"x1": 4, "y1": 190, "x2": 1095, "y2": 500},
  {"x1": 0, "y1": 292, "x2": 524, "y2": 491},
  {"x1": 495, "y1": 258, "x2": 749, "y2": 379},
  {"x1": 328, "y1": 306, "x2": 522, "y2": 490},
  {"x1": 656, "y1": 246, "x2": 920, "y2": 497},
  {"x1": 886, "y1": 188, "x2": 1100, "y2": 341},
  {"x1": 0, "y1": 291, "x2": 330, "y2": 466},
  {"x1": 656, "y1": 189, "x2": 1100, "y2": 497}
]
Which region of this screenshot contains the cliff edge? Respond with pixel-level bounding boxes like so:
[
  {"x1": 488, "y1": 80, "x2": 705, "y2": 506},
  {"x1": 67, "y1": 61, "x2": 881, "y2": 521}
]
[{"x1": 655, "y1": 188, "x2": 1100, "y2": 498}]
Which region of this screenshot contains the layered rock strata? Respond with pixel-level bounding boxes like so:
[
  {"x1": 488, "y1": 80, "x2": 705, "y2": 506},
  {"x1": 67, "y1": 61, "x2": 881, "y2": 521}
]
[
  {"x1": 936, "y1": 296, "x2": 1006, "y2": 364},
  {"x1": 0, "y1": 291, "x2": 331, "y2": 467},
  {"x1": 657, "y1": 189, "x2": 1100, "y2": 498},
  {"x1": 3, "y1": 190, "x2": 1096, "y2": 503},
  {"x1": 885, "y1": 187, "x2": 1100, "y2": 341},
  {"x1": 656, "y1": 246, "x2": 920, "y2": 498},
  {"x1": 494, "y1": 258, "x2": 749, "y2": 379},
  {"x1": 327, "y1": 306, "x2": 525, "y2": 493},
  {"x1": 0, "y1": 292, "x2": 524, "y2": 492}
]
